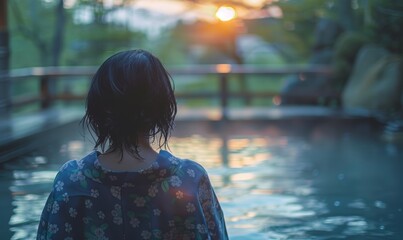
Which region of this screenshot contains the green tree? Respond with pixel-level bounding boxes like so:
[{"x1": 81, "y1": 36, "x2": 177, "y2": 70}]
[
  {"x1": 10, "y1": 0, "x2": 66, "y2": 67},
  {"x1": 9, "y1": 0, "x2": 147, "y2": 68}
]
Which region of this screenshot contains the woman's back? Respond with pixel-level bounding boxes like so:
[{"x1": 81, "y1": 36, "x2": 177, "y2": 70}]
[{"x1": 37, "y1": 150, "x2": 227, "y2": 239}]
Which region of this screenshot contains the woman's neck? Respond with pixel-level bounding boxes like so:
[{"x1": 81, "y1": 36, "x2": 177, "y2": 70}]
[{"x1": 98, "y1": 143, "x2": 159, "y2": 172}]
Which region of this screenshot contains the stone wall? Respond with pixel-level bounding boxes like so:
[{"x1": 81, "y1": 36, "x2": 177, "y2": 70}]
[{"x1": 342, "y1": 45, "x2": 403, "y2": 111}]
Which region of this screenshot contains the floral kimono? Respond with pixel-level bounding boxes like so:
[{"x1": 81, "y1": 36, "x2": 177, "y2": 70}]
[{"x1": 37, "y1": 150, "x2": 228, "y2": 240}]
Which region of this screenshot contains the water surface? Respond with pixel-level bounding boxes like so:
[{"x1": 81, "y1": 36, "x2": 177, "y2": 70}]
[{"x1": 1, "y1": 119, "x2": 402, "y2": 239}]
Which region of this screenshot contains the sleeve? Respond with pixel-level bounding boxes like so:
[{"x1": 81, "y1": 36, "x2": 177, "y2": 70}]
[
  {"x1": 36, "y1": 163, "x2": 86, "y2": 240},
  {"x1": 198, "y1": 173, "x2": 229, "y2": 239},
  {"x1": 36, "y1": 190, "x2": 84, "y2": 240},
  {"x1": 37, "y1": 191, "x2": 55, "y2": 240}
]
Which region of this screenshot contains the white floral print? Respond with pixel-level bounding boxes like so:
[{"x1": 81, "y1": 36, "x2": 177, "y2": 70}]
[
  {"x1": 134, "y1": 197, "x2": 146, "y2": 207},
  {"x1": 159, "y1": 169, "x2": 167, "y2": 176},
  {"x1": 69, "y1": 171, "x2": 84, "y2": 182},
  {"x1": 148, "y1": 185, "x2": 158, "y2": 197},
  {"x1": 90, "y1": 189, "x2": 99, "y2": 198},
  {"x1": 85, "y1": 199, "x2": 93, "y2": 209},
  {"x1": 68, "y1": 207, "x2": 77, "y2": 218},
  {"x1": 51, "y1": 201, "x2": 60, "y2": 214},
  {"x1": 187, "y1": 169, "x2": 195, "y2": 178},
  {"x1": 37, "y1": 150, "x2": 228, "y2": 239},
  {"x1": 110, "y1": 186, "x2": 121, "y2": 200},
  {"x1": 62, "y1": 193, "x2": 69, "y2": 202},
  {"x1": 186, "y1": 203, "x2": 196, "y2": 213},
  {"x1": 169, "y1": 176, "x2": 182, "y2": 187},
  {"x1": 65, "y1": 223, "x2": 72, "y2": 233},
  {"x1": 168, "y1": 156, "x2": 179, "y2": 165},
  {"x1": 94, "y1": 228, "x2": 105, "y2": 237},
  {"x1": 197, "y1": 224, "x2": 207, "y2": 234},
  {"x1": 130, "y1": 217, "x2": 140, "y2": 228},
  {"x1": 176, "y1": 191, "x2": 184, "y2": 199},
  {"x1": 153, "y1": 209, "x2": 161, "y2": 216},
  {"x1": 48, "y1": 224, "x2": 59, "y2": 234},
  {"x1": 141, "y1": 230, "x2": 152, "y2": 239},
  {"x1": 55, "y1": 181, "x2": 64, "y2": 191},
  {"x1": 97, "y1": 211, "x2": 105, "y2": 219},
  {"x1": 111, "y1": 204, "x2": 123, "y2": 225}
]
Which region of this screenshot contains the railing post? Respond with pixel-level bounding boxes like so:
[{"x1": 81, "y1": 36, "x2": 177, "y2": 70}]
[
  {"x1": 40, "y1": 76, "x2": 51, "y2": 109},
  {"x1": 0, "y1": 0, "x2": 10, "y2": 116},
  {"x1": 219, "y1": 73, "x2": 228, "y2": 121}
]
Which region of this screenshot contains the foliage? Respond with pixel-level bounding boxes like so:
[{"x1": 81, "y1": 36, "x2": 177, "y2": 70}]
[
  {"x1": 332, "y1": 31, "x2": 370, "y2": 90},
  {"x1": 369, "y1": 0, "x2": 403, "y2": 55},
  {"x1": 6, "y1": 0, "x2": 403, "y2": 110},
  {"x1": 9, "y1": 0, "x2": 147, "y2": 68},
  {"x1": 148, "y1": 28, "x2": 189, "y2": 66},
  {"x1": 9, "y1": 0, "x2": 61, "y2": 67},
  {"x1": 64, "y1": 24, "x2": 146, "y2": 66},
  {"x1": 269, "y1": 0, "x2": 337, "y2": 61},
  {"x1": 330, "y1": 0, "x2": 403, "y2": 92}
]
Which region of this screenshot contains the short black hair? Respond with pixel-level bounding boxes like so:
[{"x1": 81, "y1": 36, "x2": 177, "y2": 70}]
[{"x1": 81, "y1": 49, "x2": 177, "y2": 158}]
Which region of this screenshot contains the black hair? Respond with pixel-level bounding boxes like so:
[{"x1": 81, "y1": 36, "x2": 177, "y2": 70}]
[{"x1": 81, "y1": 49, "x2": 177, "y2": 159}]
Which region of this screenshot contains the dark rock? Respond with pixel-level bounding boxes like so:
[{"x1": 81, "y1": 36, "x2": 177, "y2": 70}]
[{"x1": 342, "y1": 44, "x2": 403, "y2": 111}]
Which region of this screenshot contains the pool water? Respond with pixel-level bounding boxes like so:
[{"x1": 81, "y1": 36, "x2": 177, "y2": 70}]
[{"x1": 1, "y1": 119, "x2": 402, "y2": 239}]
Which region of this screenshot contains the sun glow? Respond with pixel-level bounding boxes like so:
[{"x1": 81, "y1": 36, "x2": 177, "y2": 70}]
[{"x1": 215, "y1": 6, "x2": 237, "y2": 21}]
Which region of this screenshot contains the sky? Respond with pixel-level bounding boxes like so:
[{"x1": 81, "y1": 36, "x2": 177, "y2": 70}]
[{"x1": 70, "y1": 0, "x2": 282, "y2": 37}]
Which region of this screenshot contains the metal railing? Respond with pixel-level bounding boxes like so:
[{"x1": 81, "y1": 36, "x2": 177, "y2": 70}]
[{"x1": 1, "y1": 64, "x2": 335, "y2": 119}]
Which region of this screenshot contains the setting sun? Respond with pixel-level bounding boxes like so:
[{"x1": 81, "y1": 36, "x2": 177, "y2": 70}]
[{"x1": 215, "y1": 6, "x2": 236, "y2": 22}]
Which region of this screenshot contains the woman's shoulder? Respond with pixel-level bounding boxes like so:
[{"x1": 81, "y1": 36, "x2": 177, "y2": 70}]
[
  {"x1": 182, "y1": 158, "x2": 208, "y2": 176},
  {"x1": 160, "y1": 150, "x2": 209, "y2": 177},
  {"x1": 55, "y1": 151, "x2": 96, "y2": 176},
  {"x1": 51, "y1": 151, "x2": 98, "y2": 196}
]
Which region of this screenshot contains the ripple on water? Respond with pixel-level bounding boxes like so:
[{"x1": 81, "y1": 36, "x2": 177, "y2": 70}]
[{"x1": 2, "y1": 121, "x2": 403, "y2": 240}]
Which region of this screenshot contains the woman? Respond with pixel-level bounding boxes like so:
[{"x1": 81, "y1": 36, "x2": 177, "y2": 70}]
[{"x1": 37, "y1": 49, "x2": 228, "y2": 240}]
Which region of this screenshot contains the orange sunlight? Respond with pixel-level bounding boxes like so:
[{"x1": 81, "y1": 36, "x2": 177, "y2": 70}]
[{"x1": 215, "y1": 6, "x2": 237, "y2": 22}]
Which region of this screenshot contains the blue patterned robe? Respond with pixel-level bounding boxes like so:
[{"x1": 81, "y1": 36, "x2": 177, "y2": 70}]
[{"x1": 37, "y1": 150, "x2": 228, "y2": 240}]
